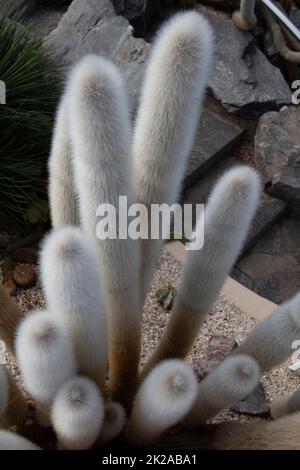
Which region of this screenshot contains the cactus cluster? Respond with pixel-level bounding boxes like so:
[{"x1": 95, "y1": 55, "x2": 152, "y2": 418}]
[{"x1": 1, "y1": 11, "x2": 300, "y2": 450}]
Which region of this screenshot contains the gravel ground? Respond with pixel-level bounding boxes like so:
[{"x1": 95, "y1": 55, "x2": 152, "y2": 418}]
[{"x1": 2, "y1": 248, "x2": 299, "y2": 424}]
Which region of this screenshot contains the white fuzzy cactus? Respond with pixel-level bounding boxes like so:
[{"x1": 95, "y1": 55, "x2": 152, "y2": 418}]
[
  {"x1": 51, "y1": 376, "x2": 104, "y2": 450},
  {"x1": 40, "y1": 227, "x2": 107, "y2": 391},
  {"x1": 15, "y1": 310, "x2": 76, "y2": 423},
  {"x1": 67, "y1": 55, "x2": 140, "y2": 407},
  {"x1": 133, "y1": 11, "x2": 214, "y2": 304},
  {"x1": 236, "y1": 291, "x2": 300, "y2": 371},
  {"x1": 48, "y1": 96, "x2": 79, "y2": 227},
  {"x1": 128, "y1": 360, "x2": 197, "y2": 446},
  {"x1": 1, "y1": 9, "x2": 300, "y2": 452},
  {"x1": 143, "y1": 166, "x2": 261, "y2": 375},
  {"x1": 183, "y1": 355, "x2": 260, "y2": 427}
]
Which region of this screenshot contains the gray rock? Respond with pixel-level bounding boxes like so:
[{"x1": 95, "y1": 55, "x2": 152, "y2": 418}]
[
  {"x1": 231, "y1": 267, "x2": 253, "y2": 290},
  {"x1": 155, "y1": 286, "x2": 177, "y2": 311},
  {"x1": 29, "y1": 4, "x2": 67, "y2": 40},
  {"x1": 112, "y1": 0, "x2": 160, "y2": 36},
  {"x1": 254, "y1": 107, "x2": 300, "y2": 213},
  {"x1": 248, "y1": 222, "x2": 281, "y2": 255},
  {"x1": 236, "y1": 251, "x2": 300, "y2": 303},
  {"x1": 184, "y1": 109, "x2": 244, "y2": 186},
  {"x1": 193, "y1": 335, "x2": 237, "y2": 381},
  {"x1": 198, "y1": 7, "x2": 291, "y2": 119},
  {"x1": 232, "y1": 383, "x2": 269, "y2": 417},
  {"x1": 44, "y1": 0, "x2": 149, "y2": 110}
]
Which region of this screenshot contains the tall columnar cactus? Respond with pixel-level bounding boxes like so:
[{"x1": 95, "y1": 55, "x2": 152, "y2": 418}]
[
  {"x1": 67, "y1": 55, "x2": 140, "y2": 407},
  {"x1": 143, "y1": 166, "x2": 261, "y2": 375},
  {"x1": 40, "y1": 227, "x2": 107, "y2": 392},
  {"x1": 1, "y1": 9, "x2": 300, "y2": 450},
  {"x1": 48, "y1": 97, "x2": 79, "y2": 227},
  {"x1": 236, "y1": 292, "x2": 300, "y2": 371},
  {"x1": 133, "y1": 12, "x2": 214, "y2": 305}
]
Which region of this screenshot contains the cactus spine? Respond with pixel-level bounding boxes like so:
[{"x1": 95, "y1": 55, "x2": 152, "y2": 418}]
[
  {"x1": 48, "y1": 96, "x2": 79, "y2": 227},
  {"x1": 236, "y1": 291, "x2": 300, "y2": 371}
]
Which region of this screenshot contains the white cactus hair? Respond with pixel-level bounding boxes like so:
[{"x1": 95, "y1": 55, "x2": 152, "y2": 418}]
[
  {"x1": 236, "y1": 291, "x2": 300, "y2": 371},
  {"x1": 183, "y1": 354, "x2": 260, "y2": 427},
  {"x1": 0, "y1": 368, "x2": 28, "y2": 428},
  {"x1": 99, "y1": 401, "x2": 126, "y2": 446},
  {"x1": 67, "y1": 53, "x2": 140, "y2": 406},
  {"x1": 143, "y1": 166, "x2": 261, "y2": 374},
  {"x1": 40, "y1": 226, "x2": 107, "y2": 391},
  {"x1": 0, "y1": 430, "x2": 41, "y2": 450},
  {"x1": 128, "y1": 360, "x2": 197, "y2": 446},
  {"x1": 134, "y1": 11, "x2": 215, "y2": 303},
  {"x1": 51, "y1": 376, "x2": 104, "y2": 450},
  {"x1": 0, "y1": 365, "x2": 9, "y2": 419},
  {"x1": 15, "y1": 309, "x2": 76, "y2": 407},
  {"x1": 48, "y1": 94, "x2": 78, "y2": 227},
  {"x1": 0, "y1": 283, "x2": 23, "y2": 353}
]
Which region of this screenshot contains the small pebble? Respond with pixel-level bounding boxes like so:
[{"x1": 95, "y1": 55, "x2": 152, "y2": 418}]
[{"x1": 13, "y1": 264, "x2": 36, "y2": 289}]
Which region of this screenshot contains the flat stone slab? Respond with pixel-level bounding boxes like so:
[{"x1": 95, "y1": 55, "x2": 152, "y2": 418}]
[
  {"x1": 234, "y1": 216, "x2": 300, "y2": 303},
  {"x1": 232, "y1": 383, "x2": 269, "y2": 418},
  {"x1": 182, "y1": 155, "x2": 287, "y2": 252},
  {"x1": 254, "y1": 106, "x2": 300, "y2": 216},
  {"x1": 196, "y1": 6, "x2": 292, "y2": 119},
  {"x1": 184, "y1": 109, "x2": 244, "y2": 186}
]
